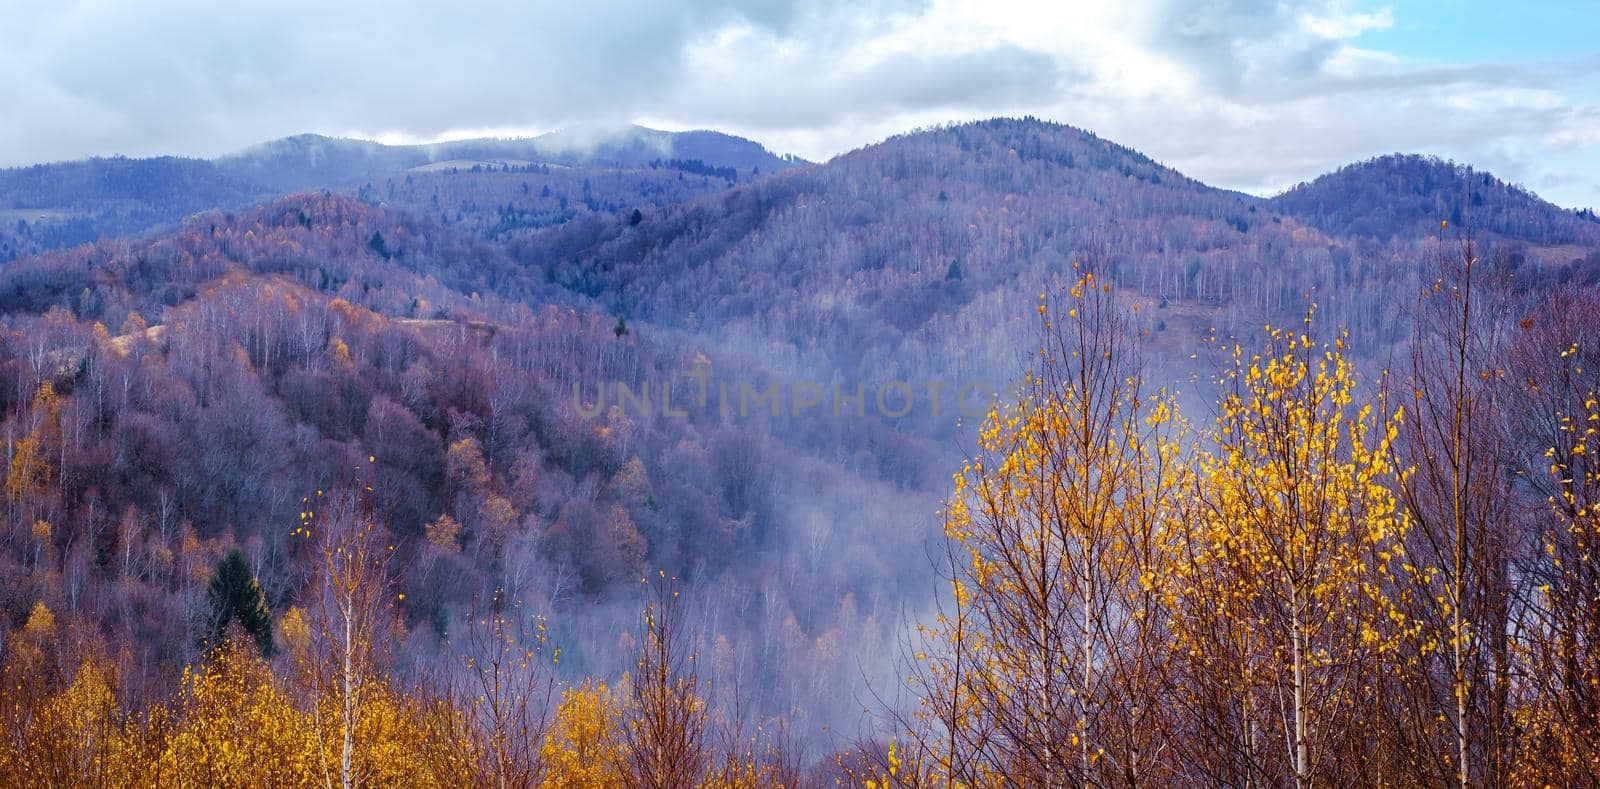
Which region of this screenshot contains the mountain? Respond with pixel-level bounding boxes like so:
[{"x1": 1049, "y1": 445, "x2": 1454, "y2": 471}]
[
  {"x1": 216, "y1": 125, "x2": 803, "y2": 192},
  {"x1": 0, "y1": 156, "x2": 253, "y2": 208},
  {"x1": 0, "y1": 126, "x2": 803, "y2": 262},
  {"x1": 516, "y1": 120, "x2": 1600, "y2": 381},
  {"x1": 513, "y1": 118, "x2": 1375, "y2": 389},
  {"x1": 352, "y1": 159, "x2": 755, "y2": 241},
  {"x1": 214, "y1": 133, "x2": 422, "y2": 192},
  {"x1": 487, "y1": 125, "x2": 804, "y2": 171},
  {"x1": 0, "y1": 156, "x2": 263, "y2": 260},
  {"x1": 1267, "y1": 153, "x2": 1600, "y2": 246}
]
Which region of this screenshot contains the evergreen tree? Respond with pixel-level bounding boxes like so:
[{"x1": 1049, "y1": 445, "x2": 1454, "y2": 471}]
[
  {"x1": 613, "y1": 315, "x2": 630, "y2": 339},
  {"x1": 206, "y1": 549, "x2": 275, "y2": 657},
  {"x1": 367, "y1": 230, "x2": 388, "y2": 258}
]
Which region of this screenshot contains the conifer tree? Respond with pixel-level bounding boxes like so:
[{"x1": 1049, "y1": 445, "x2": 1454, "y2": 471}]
[{"x1": 206, "y1": 549, "x2": 275, "y2": 657}]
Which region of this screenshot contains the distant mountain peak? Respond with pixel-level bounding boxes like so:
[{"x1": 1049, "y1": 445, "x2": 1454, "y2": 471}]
[
  {"x1": 1268, "y1": 152, "x2": 1600, "y2": 245},
  {"x1": 211, "y1": 125, "x2": 803, "y2": 193},
  {"x1": 848, "y1": 115, "x2": 1205, "y2": 194},
  {"x1": 220, "y1": 132, "x2": 383, "y2": 158}
]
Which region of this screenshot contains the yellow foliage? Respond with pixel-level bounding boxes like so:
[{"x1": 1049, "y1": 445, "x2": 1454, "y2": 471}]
[
  {"x1": 424, "y1": 513, "x2": 462, "y2": 549},
  {"x1": 329, "y1": 335, "x2": 353, "y2": 370},
  {"x1": 280, "y1": 606, "x2": 311, "y2": 657},
  {"x1": 1171, "y1": 323, "x2": 1406, "y2": 783},
  {"x1": 6, "y1": 435, "x2": 49, "y2": 503},
  {"x1": 159, "y1": 640, "x2": 317, "y2": 787},
  {"x1": 23, "y1": 601, "x2": 54, "y2": 639},
  {"x1": 541, "y1": 680, "x2": 625, "y2": 786},
  {"x1": 0, "y1": 659, "x2": 149, "y2": 786},
  {"x1": 914, "y1": 273, "x2": 1187, "y2": 784}
]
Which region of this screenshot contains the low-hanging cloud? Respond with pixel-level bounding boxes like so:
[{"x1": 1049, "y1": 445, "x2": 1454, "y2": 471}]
[{"x1": 2, "y1": 0, "x2": 1596, "y2": 208}]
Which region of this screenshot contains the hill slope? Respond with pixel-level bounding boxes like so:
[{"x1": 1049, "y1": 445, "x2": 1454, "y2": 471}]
[{"x1": 0, "y1": 191, "x2": 935, "y2": 731}]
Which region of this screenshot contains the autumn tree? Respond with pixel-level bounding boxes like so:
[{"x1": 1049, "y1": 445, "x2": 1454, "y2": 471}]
[
  {"x1": 5, "y1": 382, "x2": 58, "y2": 535},
  {"x1": 1513, "y1": 389, "x2": 1600, "y2": 784},
  {"x1": 295, "y1": 487, "x2": 403, "y2": 789},
  {"x1": 1503, "y1": 289, "x2": 1600, "y2": 784},
  {"x1": 1170, "y1": 317, "x2": 1405, "y2": 787},
  {"x1": 904, "y1": 270, "x2": 1188, "y2": 786},
  {"x1": 161, "y1": 637, "x2": 315, "y2": 786},
  {"x1": 541, "y1": 679, "x2": 626, "y2": 786}
]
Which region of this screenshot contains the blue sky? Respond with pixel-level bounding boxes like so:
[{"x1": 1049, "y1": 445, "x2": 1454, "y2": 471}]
[
  {"x1": 2, "y1": 0, "x2": 1597, "y2": 208},
  {"x1": 1341, "y1": 0, "x2": 1599, "y2": 206},
  {"x1": 1355, "y1": 1, "x2": 1596, "y2": 62}
]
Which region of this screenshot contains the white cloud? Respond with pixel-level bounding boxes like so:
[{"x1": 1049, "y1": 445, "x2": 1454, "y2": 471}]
[
  {"x1": 1549, "y1": 122, "x2": 1600, "y2": 153},
  {"x1": 1302, "y1": 6, "x2": 1394, "y2": 39}
]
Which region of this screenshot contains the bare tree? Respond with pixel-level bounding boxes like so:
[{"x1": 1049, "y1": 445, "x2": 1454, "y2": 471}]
[
  {"x1": 420, "y1": 591, "x2": 557, "y2": 788},
  {"x1": 1386, "y1": 229, "x2": 1519, "y2": 786},
  {"x1": 620, "y1": 571, "x2": 709, "y2": 789},
  {"x1": 299, "y1": 488, "x2": 396, "y2": 789}
]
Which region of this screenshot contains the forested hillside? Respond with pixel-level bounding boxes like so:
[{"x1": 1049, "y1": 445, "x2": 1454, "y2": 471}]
[
  {"x1": 220, "y1": 126, "x2": 801, "y2": 193},
  {"x1": 1268, "y1": 153, "x2": 1600, "y2": 245},
  {"x1": 518, "y1": 118, "x2": 1596, "y2": 409},
  {"x1": 0, "y1": 191, "x2": 939, "y2": 736},
  {"x1": 0, "y1": 126, "x2": 798, "y2": 263},
  {"x1": 2, "y1": 117, "x2": 1599, "y2": 784},
  {"x1": 350, "y1": 162, "x2": 749, "y2": 242}
]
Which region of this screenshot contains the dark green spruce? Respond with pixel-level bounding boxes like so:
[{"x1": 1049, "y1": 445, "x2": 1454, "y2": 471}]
[{"x1": 205, "y1": 549, "x2": 275, "y2": 657}]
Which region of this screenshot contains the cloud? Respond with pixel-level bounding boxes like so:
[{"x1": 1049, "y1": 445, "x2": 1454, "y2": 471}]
[
  {"x1": 1, "y1": 0, "x2": 1596, "y2": 208},
  {"x1": 0, "y1": 0, "x2": 835, "y2": 162}
]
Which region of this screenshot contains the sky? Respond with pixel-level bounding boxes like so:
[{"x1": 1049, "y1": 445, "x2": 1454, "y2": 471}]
[{"x1": 2, "y1": 0, "x2": 1597, "y2": 208}]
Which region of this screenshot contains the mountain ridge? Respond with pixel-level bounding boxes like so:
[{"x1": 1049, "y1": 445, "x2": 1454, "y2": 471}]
[
  {"x1": 0, "y1": 125, "x2": 803, "y2": 262},
  {"x1": 218, "y1": 125, "x2": 805, "y2": 191}
]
